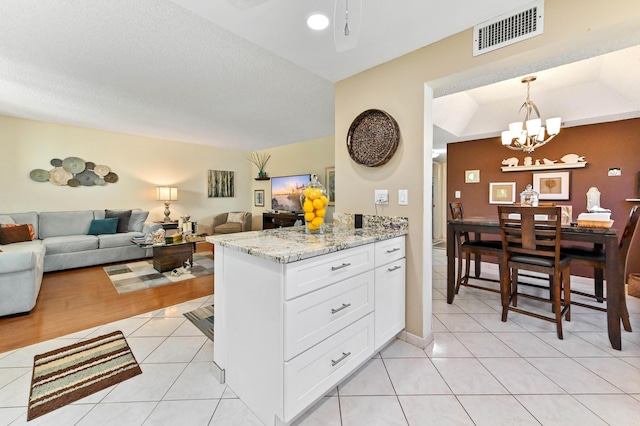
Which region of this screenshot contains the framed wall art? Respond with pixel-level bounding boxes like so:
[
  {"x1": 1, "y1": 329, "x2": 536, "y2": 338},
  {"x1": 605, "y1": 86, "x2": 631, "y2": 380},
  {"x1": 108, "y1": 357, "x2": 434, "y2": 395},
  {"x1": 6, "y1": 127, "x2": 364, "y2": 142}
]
[
  {"x1": 208, "y1": 170, "x2": 234, "y2": 198},
  {"x1": 254, "y1": 189, "x2": 265, "y2": 207},
  {"x1": 489, "y1": 182, "x2": 516, "y2": 204},
  {"x1": 325, "y1": 167, "x2": 336, "y2": 206},
  {"x1": 465, "y1": 170, "x2": 480, "y2": 183},
  {"x1": 533, "y1": 171, "x2": 570, "y2": 200}
]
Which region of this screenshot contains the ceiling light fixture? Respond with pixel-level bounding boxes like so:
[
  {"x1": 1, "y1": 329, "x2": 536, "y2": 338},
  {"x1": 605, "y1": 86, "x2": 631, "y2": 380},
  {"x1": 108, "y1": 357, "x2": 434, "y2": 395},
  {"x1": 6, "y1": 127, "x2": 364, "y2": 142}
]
[
  {"x1": 307, "y1": 13, "x2": 330, "y2": 30},
  {"x1": 501, "y1": 76, "x2": 561, "y2": 153}
]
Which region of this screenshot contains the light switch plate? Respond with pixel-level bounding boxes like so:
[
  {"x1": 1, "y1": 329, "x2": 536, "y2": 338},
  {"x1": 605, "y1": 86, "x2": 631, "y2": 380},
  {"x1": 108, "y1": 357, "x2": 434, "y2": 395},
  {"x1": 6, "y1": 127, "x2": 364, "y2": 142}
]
[
  {"x1": 398, "y1": 189, "x2": 408, "y2": 205},
  {"x1": 455, "y1": 190, "x2": 461, "y2": 198}
]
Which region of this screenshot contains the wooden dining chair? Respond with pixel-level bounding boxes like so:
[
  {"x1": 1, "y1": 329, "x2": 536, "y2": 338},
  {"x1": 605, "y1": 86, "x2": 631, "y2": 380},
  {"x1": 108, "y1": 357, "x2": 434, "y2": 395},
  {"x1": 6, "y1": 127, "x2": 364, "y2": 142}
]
[
  {"x1": 449, "y1": 202, "x2": 502, "y2": 294},
  {"x1": 562, "y1": 205, "x2": 639, "y2": 331},
  {"x1": 498, "y1": 205, "x2": 571, "y2": 339}
]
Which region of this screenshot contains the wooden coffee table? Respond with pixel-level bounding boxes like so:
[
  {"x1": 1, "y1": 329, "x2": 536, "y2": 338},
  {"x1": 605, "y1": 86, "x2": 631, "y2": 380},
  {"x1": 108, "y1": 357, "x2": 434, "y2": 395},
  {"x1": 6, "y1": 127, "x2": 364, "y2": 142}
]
[{"x1": 152, "y1": 241, "x2": 194, "y2": 273}]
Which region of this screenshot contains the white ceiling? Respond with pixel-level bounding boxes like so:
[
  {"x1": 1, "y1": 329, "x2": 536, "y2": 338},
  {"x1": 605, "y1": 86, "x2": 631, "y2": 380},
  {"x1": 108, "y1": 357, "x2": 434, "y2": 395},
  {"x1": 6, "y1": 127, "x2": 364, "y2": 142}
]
[{"x1": 0, "y1": 0, "x2": 535, "y2": 152}]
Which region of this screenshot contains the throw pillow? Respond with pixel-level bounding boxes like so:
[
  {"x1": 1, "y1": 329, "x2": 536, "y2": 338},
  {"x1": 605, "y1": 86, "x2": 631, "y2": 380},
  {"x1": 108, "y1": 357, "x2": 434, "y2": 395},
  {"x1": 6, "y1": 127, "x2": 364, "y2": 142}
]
[
  {"x1": 1, "y1": 223, "x2": 36, "y2": 240},
  {"x1": 87, "y1": 218, "x2": 119, "y2": 235},
  {"x1": 128, "y1": 209, "x2": 149, "y2": 232},
  {"x1": 227, "y1": 212, "x2": 246, "y2": 224},
  {"x1": 0, "y1": 224, "x2": 32, "y2": 245},
  {"x1": 105, "y1": 209, "x2": 132, "y2": 233}
]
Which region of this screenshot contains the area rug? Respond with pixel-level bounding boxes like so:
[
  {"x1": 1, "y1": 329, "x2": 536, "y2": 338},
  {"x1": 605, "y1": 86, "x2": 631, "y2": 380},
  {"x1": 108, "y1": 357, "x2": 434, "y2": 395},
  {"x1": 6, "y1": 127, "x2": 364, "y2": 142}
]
[
  {"x1": 27, "y1": 331, "x2": 142, "y2": 421},
  {"x1": 184, "y1": 304, "x2": 215, "y2": 341},
  {"x1": 104, "y1": 253, "x2": 214, "y2": 294}
]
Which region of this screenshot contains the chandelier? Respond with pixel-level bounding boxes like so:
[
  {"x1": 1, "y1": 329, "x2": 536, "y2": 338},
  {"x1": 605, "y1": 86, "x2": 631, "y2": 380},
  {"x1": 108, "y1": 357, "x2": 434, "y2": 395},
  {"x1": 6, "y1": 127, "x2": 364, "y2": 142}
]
[{"x1": 501, "y1": 76, "x2": 561, "y2": 153}]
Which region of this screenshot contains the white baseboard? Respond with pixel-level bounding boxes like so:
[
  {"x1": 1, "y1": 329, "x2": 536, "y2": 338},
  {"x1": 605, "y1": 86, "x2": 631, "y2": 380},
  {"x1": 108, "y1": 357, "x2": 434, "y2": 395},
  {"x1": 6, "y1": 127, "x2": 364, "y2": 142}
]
[{"x1": 397, "y1": 329, "x2": 434, "y2": 349}]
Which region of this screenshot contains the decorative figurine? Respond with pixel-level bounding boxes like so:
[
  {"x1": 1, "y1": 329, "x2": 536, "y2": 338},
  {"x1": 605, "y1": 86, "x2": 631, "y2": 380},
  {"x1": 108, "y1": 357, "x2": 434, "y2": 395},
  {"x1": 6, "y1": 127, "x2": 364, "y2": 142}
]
[
  {"x1": 502, "y1": 157, "x2": 519, "y2": 167},
  {"x1": 523, "y1": 156, "x2": 533, "y2": 166},
  {"x1": 561, "y1": 154, "x2": 586, "y2": 163}
]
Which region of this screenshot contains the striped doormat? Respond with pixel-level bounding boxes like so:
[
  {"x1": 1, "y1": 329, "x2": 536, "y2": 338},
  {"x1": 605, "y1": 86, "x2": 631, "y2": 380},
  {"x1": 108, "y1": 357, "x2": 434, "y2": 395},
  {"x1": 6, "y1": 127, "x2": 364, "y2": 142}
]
[
  {"x1": 27, "y1": 331, "x2": 142, "y2": 421},
  {"x1": 184, "y1": 304, "x2": 214, "y2": 341}
]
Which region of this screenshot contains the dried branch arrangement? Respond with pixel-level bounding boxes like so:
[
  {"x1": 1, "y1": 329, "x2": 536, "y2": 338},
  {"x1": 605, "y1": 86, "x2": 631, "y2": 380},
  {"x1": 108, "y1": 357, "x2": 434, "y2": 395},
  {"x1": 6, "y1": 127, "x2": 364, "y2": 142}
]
[{"x1": 248, "y1": 152, "x2": 271, "y2": 172}]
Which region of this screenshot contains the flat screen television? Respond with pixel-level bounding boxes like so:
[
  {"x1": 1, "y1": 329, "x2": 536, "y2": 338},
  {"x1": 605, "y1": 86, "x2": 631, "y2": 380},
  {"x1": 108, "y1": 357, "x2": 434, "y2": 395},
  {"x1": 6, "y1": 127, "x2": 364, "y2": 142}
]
[{"x1": 270, "y1": 174, "x2": 311, "y2": 212}]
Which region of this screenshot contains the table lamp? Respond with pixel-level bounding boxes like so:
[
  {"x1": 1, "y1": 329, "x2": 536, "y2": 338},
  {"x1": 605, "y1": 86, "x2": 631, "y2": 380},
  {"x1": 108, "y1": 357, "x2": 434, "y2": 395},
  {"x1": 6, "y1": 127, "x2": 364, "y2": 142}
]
[{"x1": 157, "y1": 186, "x2": 178, "y2": 222}]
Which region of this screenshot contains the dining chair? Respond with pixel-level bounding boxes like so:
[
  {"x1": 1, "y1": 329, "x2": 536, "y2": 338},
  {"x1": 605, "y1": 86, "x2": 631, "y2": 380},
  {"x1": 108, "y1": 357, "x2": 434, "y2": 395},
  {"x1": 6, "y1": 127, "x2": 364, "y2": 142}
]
[
  {"x1": 449, "y1": 202, "x2": 502, "y2": 294},
  {"x1": 498, "y1": 205, "x2": 571, "y2": 339},
  {"x1": 563, "y1": 205, "x2": 639, "y2": 331}
]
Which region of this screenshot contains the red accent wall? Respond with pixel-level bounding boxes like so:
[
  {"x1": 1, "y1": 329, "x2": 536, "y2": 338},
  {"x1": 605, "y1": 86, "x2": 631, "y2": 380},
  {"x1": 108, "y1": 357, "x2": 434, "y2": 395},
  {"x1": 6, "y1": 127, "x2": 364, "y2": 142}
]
[{"x1": 447, "y1": 118, "x2": 640, "y2": 279}]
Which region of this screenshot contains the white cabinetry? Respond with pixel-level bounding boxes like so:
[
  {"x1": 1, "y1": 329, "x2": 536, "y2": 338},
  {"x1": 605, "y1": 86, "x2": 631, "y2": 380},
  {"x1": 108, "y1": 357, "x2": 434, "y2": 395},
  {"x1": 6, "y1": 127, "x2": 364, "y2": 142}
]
[{"x1": 215, "y1": 236, "x2": 405, "y2": 425}]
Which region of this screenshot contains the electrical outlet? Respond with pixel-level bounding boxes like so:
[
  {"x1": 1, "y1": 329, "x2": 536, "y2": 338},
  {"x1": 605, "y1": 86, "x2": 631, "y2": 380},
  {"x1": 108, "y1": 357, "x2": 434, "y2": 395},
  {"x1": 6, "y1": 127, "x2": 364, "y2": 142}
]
[
  {"x1": 398, "y1": 189, "x2": 408, "y2": 205},
  {"x1": 375, "y1": 189, "x2": 388, "y2": 204}
]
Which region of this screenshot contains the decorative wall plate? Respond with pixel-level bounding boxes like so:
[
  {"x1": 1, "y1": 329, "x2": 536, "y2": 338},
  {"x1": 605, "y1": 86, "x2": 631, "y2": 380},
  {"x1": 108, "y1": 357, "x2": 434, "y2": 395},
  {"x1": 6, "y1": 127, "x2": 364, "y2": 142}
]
[
  {"x1": 346, "y1": 109, "x2": 400, "y2": 167},
  {"x1": 61, "y1": 157, "x2": 86, "y2": 174}
]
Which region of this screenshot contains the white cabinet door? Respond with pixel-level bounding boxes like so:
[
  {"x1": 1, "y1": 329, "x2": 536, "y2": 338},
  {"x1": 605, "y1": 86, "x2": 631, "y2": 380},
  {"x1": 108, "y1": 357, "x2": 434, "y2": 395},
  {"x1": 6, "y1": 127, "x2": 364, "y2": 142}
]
[{"x1": 374, "y1": 258, "x2": 406, "y2": 350}]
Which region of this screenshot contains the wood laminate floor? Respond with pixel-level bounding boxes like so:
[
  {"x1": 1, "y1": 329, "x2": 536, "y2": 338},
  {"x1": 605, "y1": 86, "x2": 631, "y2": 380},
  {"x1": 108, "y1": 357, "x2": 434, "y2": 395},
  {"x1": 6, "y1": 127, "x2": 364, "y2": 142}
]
[{"x1": 0, "y1": 244, "x2": 214, "y2": 353}]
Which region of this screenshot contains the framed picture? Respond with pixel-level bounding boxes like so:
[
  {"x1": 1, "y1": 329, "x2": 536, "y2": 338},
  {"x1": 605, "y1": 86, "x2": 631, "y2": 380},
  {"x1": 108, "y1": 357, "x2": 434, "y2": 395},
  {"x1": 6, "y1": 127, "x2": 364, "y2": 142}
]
[
  {"x1": 533, "y1": 171, "x2": 570, "y2": 200},
  {"x1": 254, "y1": 189, "x2": 264, "y2": 207},
  {"x1": 208, "y1": 170, "x2": 235, "y2": 198},
  {"x1": 325, "y1": 167, "x2": 335, "y2": 206},
  {"x1": 465, "y1": 170, "x2": 480, "y2": 183},
  {"x1": 489, "y1": 182, "x2": 516, "y2": 204}
]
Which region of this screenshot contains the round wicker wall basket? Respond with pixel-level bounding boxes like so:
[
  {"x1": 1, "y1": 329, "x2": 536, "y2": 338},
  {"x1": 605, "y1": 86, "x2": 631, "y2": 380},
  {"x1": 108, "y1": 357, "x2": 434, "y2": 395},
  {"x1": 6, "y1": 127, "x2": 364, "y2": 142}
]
[{"x1": 346, "y1": 109, "x2": 400, "y2": 167}]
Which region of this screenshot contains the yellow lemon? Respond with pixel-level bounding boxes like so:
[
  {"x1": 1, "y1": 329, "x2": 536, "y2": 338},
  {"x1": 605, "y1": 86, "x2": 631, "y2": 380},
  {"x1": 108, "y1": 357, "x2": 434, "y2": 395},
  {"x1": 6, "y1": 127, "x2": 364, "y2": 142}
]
[
  {"x1": 303, "y1": 187, "x2": 311, "y2": 198},
  {"x1": 312, "y1": 198, "x2": 324, "y2": 210},
  {"x1": 311, "y1": 217, "x2": 324, "y2": 227},
  {"x1": 307, "y1": 222, "x2": 317, "y2": 231},
  {"x1": 320, "y1": 195, "x2": 329, "y2": 206},
  {"x1": 304, "y1": 211, "x2": 315, "y2": 222},
  {"x1": 315, "y1": 208, "x2": 326, "y2": 217},
  {"x1": 303, "y1": 200, "x2": 314, "y2": 213},
  {"x1": 308, "y1": 189, "x2": 320, "y2": 200}
]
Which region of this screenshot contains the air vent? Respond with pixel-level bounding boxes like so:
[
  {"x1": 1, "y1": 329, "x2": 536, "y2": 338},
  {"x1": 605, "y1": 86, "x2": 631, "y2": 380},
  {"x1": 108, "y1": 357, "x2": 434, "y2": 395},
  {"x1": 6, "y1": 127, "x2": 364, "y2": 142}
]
[{"x1": 473, "y1": 0, "x2": 544, "y2": 56}]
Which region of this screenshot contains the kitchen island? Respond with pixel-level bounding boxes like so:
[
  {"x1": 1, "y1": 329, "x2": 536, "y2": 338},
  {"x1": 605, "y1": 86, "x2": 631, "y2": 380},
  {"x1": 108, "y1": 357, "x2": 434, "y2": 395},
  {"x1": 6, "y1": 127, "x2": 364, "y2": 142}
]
[{"x1": 206, "y1": 216, "x2": 407, "y2": 425}]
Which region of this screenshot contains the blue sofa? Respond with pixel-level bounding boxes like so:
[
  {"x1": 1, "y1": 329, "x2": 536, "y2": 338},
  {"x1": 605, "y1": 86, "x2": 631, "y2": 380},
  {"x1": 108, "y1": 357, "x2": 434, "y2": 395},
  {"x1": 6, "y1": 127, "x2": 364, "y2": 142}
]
[{"x1": 0, "y1": 209, "x2": 161, "y2": 316}]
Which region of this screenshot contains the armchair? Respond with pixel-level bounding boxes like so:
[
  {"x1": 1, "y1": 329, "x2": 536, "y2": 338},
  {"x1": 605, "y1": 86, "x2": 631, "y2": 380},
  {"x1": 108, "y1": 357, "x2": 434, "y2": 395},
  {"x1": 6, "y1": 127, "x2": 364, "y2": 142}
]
[{"x1": 212, "y1": 212, "x2": 252, "y2": 235}]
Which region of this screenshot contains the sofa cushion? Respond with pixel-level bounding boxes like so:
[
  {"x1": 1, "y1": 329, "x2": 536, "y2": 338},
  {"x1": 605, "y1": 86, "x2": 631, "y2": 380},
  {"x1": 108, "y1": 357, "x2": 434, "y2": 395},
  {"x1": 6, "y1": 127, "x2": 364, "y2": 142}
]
[
  {"x1": 105, "y1": 209, "x2": 132, "y2": 233},
  {"x1": 0, "y1": 215, "x2": 15, "y2": 225},
  {"x1": 1, "y1": 223, "x2": 36, "y2": 240},
  {"x1": 39, "y1": 211, "x2": 94, "y2": 239},
  {"x1": 227, "y1": 212, "x2": 246, "y2": 223},
  {"x1": 0, "y1": 241, "x2": 45, "y2": 273},
  {"x1": 98, "y1": 232, "x2": 139, "y2": 249},
  {"x1": 0, "y1": 224, "x2": 32, "y2": 245},
  {"x1": 128, "y1": 210, "x2": 149, "y2": 232},
  {"x1": 215, "y1": 222, "x2": 243, "y2": 234},
  {"x1": 88, "y1": 218, "x2": 119, "y2": 235},
  {"x1": 43, "y1": 235, "x2": 99, "y2": 255}
]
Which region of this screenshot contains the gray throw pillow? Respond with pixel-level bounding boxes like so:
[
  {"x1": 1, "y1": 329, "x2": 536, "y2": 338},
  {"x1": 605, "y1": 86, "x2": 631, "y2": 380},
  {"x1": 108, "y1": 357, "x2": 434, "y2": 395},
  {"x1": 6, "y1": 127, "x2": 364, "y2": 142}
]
[
  {"x1": 105, "y1": 209, "x2": 132, "y2": 233},
  {"x1": 128, "y1": 209, "x2": 150, "y2": 232}
]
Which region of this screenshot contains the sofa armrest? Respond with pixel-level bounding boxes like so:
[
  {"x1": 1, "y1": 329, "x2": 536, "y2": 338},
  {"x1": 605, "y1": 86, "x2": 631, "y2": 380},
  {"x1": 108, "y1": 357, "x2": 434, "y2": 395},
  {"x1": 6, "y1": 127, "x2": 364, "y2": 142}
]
[
  {"x1": 142, "y1": 222, "x2": 162, "y2": 234},
  {"x1": 213, "y1": 213, "x2": 228, "y2": 230},
  {"x1": 0, "y1": 250, "x2": 38, "y2": 274}
]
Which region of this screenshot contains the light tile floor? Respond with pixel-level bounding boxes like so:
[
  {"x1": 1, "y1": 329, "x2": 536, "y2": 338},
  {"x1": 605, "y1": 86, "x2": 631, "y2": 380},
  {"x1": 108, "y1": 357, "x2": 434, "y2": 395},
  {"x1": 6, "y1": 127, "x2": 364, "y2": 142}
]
[{"x1": 1, "y1": 248, "x2": 640, "y2": 425}]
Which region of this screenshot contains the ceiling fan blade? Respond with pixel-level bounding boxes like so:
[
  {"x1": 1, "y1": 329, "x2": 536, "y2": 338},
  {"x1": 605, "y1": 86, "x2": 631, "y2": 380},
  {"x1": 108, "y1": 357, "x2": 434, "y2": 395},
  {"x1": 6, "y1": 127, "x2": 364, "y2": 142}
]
[
  {"x1": 226, "y1": 0, "x2": 270, "y2": 10},
  {"x1": 334, "y1": 0, "x2": 362, "y2": 52}
]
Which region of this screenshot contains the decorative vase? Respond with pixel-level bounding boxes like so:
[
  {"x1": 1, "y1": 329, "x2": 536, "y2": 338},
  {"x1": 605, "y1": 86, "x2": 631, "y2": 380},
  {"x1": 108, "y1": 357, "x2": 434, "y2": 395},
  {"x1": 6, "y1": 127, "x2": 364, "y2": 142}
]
[
  {"x1": 300, "y1": 174, "x2": 329, "y2": 234},
  {"x1": 258, "y1": 171, "x2": 267, "y2": 178}
]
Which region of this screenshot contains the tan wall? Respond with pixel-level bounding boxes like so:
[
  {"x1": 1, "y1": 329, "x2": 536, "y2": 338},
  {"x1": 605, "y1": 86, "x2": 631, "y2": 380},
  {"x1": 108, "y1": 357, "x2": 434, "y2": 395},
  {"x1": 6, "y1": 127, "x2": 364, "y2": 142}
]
[
  {"x1": 335, "y1": 0, "x2": 640, "y2": 339},
  {"x1": 0, "y1": 115, "x2": 252, "y2": 232},
  {"x1": 250, "y1": 137, "x2": 335, "y2": 230}
]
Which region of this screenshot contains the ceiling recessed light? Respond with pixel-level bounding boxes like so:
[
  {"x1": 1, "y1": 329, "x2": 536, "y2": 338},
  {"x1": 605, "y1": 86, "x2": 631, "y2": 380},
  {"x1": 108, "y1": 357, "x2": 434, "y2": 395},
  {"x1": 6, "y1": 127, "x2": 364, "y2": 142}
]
[{"x1": 307, "y1": 13, "x2": 329, "y2": 31}]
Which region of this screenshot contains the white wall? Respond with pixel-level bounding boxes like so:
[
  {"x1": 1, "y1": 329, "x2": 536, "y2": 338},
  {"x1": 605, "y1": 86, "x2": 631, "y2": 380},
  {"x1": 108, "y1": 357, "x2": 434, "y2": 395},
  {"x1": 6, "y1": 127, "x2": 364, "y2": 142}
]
[{"x1": 0, "y1": 116, "x2": 252, "y2": 233}]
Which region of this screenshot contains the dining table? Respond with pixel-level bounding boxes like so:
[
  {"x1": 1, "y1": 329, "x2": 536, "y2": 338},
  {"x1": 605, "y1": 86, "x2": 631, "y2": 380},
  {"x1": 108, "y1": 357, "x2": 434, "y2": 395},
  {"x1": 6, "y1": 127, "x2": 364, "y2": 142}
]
[{"x1": 446, "y1": 217, "x2": 631, "y2": 350}]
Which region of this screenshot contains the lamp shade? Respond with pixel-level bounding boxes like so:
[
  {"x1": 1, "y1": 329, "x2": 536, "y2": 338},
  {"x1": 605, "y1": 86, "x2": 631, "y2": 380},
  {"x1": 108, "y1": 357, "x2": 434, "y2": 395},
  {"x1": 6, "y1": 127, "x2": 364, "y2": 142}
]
[{"x1": 157, "y1": 186, "x2": 178, "y2": 201}]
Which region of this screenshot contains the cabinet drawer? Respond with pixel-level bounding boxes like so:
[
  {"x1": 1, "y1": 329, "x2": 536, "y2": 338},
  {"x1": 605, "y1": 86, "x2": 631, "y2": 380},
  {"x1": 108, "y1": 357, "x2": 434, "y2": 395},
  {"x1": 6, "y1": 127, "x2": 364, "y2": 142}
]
[
  {"x1": 283, "y1": 313, "x2": 374, "y2": 423},
  {"x1": 374, "y1": 258, "x2": 406, "y2": 350},
  {"x1": 284, "y1": 270, "x2": 374, "y2": 360},
  {"x1": 284, "y1": 244, "x2": 374, "y2": 300},
  {"x1": 374, "y1": 236, "x2": 405, "y2": 267}
]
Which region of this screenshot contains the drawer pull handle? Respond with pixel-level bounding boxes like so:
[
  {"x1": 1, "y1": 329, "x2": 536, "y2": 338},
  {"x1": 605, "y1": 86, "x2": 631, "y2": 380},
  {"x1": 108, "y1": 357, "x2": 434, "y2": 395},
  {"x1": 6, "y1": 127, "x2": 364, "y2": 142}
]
[
  {"x1": 331, "y1": 351, "x2": 352, "y2": 367},
  {"x1": 331, "y1": 263, "x2": 351, "y2": 271},
  {"x1": 386, "y1": 247, "x2": 401, "y2": 253},
  {"x1": 388, "y1": 265, "x2": 402, "y2": 272},
  {"x1": 331, "y1": 303, "x2": 351, "y2": 314}
]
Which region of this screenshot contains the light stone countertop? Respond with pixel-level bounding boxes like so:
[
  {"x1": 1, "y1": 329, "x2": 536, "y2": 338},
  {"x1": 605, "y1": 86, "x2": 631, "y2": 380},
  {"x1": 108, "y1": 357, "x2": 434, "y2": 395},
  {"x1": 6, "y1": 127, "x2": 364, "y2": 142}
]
[{"x1": 206, "y1": 223, "x2": 407, "y2": 264}]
